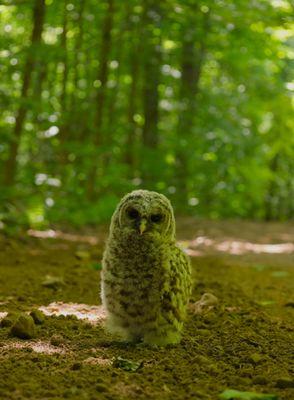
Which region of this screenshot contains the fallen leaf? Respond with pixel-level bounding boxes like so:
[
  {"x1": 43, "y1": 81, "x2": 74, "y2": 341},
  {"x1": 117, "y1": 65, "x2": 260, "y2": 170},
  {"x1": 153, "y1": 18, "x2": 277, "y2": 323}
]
[
  {"x1": 112, "y1": 357, "x2": 142, "y2": 372},
  {"x1": 257, "y1": 300, "x2": 275, "y2": 307},
  {"x1": 190, "y1": 293, "x2": 219, "y2": 314}
]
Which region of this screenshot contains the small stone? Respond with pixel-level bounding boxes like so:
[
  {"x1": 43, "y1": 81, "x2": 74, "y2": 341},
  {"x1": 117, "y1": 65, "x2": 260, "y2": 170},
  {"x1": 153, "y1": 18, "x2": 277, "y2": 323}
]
[
  {"x1": 95, "y1": 384, "x2": 108, "y2": 392},
  {"x1": 71, "y1": 362, "x2": 82, "y2": 371},
  {"x1": 0, "y1": 312, "x2": 19, "y2": 328},
  {"x1": 253, "y1": 375, "x2": 268, "y2": 385},
  {"x1": 75, "y1": 250, "x2": 90, "y2": 260},
  {"x1": 30, "y1": 309, "x2": 45, "y2": 325},
  {"x1": 50, "y1": 334, "x2": 64, "y2": 346},
  {"x1": 10, "y1": 314, "x2": 36, "y2": 339},
  {"x1": 42, "y1": 275, "x2": 64, "y2": 289},
  {"x1": 195, "y1": 355, "x2": 211, "y2": 365},
  {"x1": 190, "y1": 293, "x2": 219, "y2": 314},
  {"x1": 275, "y1": 377, "x2": 294, "y2": 388},
  {"x1": 200, "y1": 293, "x2": 219, "y2": 305},
  {"x1": 240, "y1": 367, "x2": 253, "y2": 378},
  {"x1": 284, "y1": 301, "x2": 294, "y2": 308},
  {"x1": 198, "y1": 329, "x2": 211, "y2": 336},
  {"x1": 248, "y1": 353, "x2": 263, "y2": 364},
  {"x1": 231, "y1": 376, "x2": 252, "y2": 386}
]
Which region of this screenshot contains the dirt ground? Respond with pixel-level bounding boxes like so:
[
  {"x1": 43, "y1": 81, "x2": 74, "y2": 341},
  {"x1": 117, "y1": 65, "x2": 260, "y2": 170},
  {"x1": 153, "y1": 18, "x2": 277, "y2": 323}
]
[{"x1": 0, "y1": 219, "x2": 293, "y2": 400}]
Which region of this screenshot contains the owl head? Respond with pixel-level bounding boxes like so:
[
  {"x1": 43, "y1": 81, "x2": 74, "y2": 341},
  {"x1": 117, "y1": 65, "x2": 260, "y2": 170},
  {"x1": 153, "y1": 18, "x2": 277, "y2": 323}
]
[{"x1": 110, "y1": 190, "x2": 176, "y2": 241}]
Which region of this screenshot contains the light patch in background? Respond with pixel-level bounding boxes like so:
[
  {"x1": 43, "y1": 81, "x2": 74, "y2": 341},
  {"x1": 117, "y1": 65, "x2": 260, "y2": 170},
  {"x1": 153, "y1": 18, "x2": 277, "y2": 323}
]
[
  {"x1": 43, "y1": 126, "x2": 59, "y2": 138},
  {"x1": 27, "y1": 229, "x2": 99, "y2": 245},
  {"x1": 39, "y1": 302, "x2": 106, "y2": 324},
  {"x1": 0, "y1": 312, "x2": 8, "y2": 320},
  {"x1": 180, "y1": 236, "x2": 294, "y2": 256},
  {"x1": 1, "y1": 341, "x2": 66, "y2": 355}
]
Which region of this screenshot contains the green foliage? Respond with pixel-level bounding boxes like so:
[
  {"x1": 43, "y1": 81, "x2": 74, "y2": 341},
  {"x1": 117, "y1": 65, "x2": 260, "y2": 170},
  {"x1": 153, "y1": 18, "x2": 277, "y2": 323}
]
[
  {"x1": 112, "y1": 357, "x2": 142, "y2": 372},
  {"x1": 0, "y1": 0, "x2": 293, "y2": 227}
]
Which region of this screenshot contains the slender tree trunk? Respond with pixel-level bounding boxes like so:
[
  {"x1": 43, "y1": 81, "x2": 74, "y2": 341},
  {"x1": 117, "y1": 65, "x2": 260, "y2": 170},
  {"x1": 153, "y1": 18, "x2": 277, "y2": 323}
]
[
  {"x1": 124, "y1": 4, "x2": 143, "y2": 173},
  {"x1": 264, "y1": 154, "x2": 279, "y2": 220},
  {"x1": 59, "y1": 0, "x2": 69, "y2": 164},
  {"x1": 175, "y1": 10, "x2": 210, "y2": 204},
  {"x1": 141, "y1": 0, "x2": 162, "y2": 185},
  {"x1": 125, "y1": 46, "x2": 140, "y2": 170},
  {"x1": 71, "y1": 0, "x2": 85, "y2": 113},
  {"x1": 87, "y1": 0, "x2": 114, "y2": 199},
  {"x1": 3, "y1": 0, "x2": 46, "y2": 186},
  {"x1": 103, "y1": 12, "x2": 126, "y2": 168}
]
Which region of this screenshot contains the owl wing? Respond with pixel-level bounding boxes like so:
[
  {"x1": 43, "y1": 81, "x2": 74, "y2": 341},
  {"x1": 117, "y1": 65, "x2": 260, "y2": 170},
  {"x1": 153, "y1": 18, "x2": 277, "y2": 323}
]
[{"x1": 161, "y1": 244, "x2": 192, "y2": 325}]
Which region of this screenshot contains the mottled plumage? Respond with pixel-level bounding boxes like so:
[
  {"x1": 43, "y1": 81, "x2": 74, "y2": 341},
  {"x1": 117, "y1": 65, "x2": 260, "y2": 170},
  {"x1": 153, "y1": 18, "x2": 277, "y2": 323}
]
[{"x1": 101, "y1": 190, "x2": 191, "y2": 346}]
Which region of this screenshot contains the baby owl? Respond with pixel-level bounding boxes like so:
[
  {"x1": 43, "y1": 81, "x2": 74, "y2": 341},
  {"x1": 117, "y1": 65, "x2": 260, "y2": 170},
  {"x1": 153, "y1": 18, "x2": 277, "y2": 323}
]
[{"x1": 101, "y1": 190, "x2": 191, "y2": 346}]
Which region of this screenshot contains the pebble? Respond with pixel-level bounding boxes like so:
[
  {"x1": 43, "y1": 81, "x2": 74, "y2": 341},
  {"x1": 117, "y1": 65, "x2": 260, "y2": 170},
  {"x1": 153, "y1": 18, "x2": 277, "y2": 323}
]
[
  {"x1": 0, "y1": 312, "x2": 19, "y2": 328},
  {"x1": 248, "y1": 353, "x2": 263, "y2": 364},
  {"x1": 252, "y1": 375, "x2": 268, "y2": 385},
  {"x1": 275, "y1": 377, "x2": 294, "y2": 388},
  {"x1": 30, "y1": 309, "x2": 45, "y2": 325},
  {"x1": 10, "y1": 314, "x2": 36, "y2": 339},
  {"x1": 50, "y1": 334, "x2": 64, "y2": 346}
]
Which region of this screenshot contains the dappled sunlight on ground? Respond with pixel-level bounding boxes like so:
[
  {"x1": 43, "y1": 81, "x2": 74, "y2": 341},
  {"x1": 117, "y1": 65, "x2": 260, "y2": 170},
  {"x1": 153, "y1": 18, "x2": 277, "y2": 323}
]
[
  {"x1": 38, "y1": 302, "x2": 106, "y2": 324},
  {"x1": 0, "y1": 222, "x2": 293, "y2": 400},
  {"x1": 180, "y1": 236, "x2": 294, "y2": 256},
  {"x1": 83, "y1": 356, "x2": 111, "y2": 366},
  {"x1": 27, "y1": 229, "x2": 100, "y2": 245},
  {"x1": 0, "y1": 312, "x2": 8, "y2": 320},
  {"x1": 1, "y1": 340, "x2": 66, "y2": 355}
]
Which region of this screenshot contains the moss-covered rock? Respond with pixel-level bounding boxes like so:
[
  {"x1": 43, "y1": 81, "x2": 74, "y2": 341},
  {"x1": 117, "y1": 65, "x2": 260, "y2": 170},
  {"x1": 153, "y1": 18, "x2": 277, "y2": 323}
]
[
  {"x1": 275, "y1": 377, "x2": 294, "y2": 388},
  {"x1": 30, "y1": 309, "x2": 45, "y2": 325},
  {"x1": 50, "y1": 334, "x2": 64, "y2": 346},
  {"x1": 0, "y1": 312, "x2": 20, "y2": 328},
  {"x1": 252, "y1": 375, "x2": 269, "y2": 385},
  {"x1": 42, "y1": 275, "x2": 65, "y2": 289},
  {"x1": 10, "y1": 314, "x2": 36, "y2": 339},
  {"x1": 248, "y1": 353, "x2": 263, "y2": 365}
]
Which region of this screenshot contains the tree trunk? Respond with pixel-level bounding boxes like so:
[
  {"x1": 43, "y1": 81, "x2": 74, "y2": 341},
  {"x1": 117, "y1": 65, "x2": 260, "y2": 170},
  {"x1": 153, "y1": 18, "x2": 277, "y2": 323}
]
[
  {"x1": 125, "y1": 43, "x2": 140, "y2": 171},
  {"x1": 264, "y1": 154, "x2": 279, "y2": 220},
  {"x1": 87, "y1": 0, "x2": 114, "y2": 200},
  {"x1": 140, "y1": 0, "x2": 162, "y2": 185},
  {"x1": 175, "y1": 10, "x2": 210, "y2": 205},
  {"x1": 59, "y1": 0, "x2": 69, "y2": 164},
  {"x1": 3, "y1": 0, "x2": 46, "y2": 186},
  {"x1": 71, "y1": 0, "x2": 85, "y2": 113}
]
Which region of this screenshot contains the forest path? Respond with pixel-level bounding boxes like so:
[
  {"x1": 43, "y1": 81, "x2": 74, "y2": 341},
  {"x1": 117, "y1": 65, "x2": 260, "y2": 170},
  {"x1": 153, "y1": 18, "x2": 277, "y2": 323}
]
[{"x1": 0, "y1": 220, "x2": 293, "y2": 400}]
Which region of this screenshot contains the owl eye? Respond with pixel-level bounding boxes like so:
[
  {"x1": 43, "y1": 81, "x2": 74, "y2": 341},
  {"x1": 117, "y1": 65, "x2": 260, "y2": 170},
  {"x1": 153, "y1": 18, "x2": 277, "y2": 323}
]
[
  {"x1": 150, "y1": 214, "x2": 162, "y2": 223},
  {"x1": 127, "y1": 208, "x2": 139, "y2": 219}
]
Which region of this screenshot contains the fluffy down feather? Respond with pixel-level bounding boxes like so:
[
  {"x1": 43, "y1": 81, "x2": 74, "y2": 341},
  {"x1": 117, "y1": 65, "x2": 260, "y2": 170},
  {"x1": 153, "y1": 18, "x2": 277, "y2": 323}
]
[{"x1": 101, "y1": 190, "x2": 191, "y2": 346}]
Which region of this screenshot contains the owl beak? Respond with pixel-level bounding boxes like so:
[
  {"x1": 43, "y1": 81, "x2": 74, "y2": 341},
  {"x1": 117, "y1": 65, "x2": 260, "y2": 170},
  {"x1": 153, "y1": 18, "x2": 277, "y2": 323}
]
[{"x1": 139, "y1": 218, "x2": 147, "y2": 235}]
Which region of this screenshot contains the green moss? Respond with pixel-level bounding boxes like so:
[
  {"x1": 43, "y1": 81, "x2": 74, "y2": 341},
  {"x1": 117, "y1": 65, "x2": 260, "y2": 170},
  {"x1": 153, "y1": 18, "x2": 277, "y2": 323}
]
[
  {"x1": 0, "y1": 231, "x2": 293, "y2": 400},
  {"x1": 0, "y1": 312, "x2": 20, "y2": 328},
  {"x1": 50, "y1": 334, "x2": 65, "y2": 346},
  {"x1": 10, "y1": 314, "x2": 36, "y2": 339},
  {"x1": 30, "y1": 309, "x2": 45, "y2": 325},
  {"x1": 275, "y1": 378, "x2": 294, "y2": 389}
]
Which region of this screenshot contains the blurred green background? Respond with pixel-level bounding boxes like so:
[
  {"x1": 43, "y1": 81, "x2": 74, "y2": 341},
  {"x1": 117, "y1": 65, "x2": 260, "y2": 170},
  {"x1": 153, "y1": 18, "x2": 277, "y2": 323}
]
[{"x1": 0, "y1": 0, "x2": 293, "y2": 229}]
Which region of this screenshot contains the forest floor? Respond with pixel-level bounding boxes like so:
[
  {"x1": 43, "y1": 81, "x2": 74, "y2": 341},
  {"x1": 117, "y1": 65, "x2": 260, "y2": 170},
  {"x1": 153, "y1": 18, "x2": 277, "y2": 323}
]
[{"x1": 0, "y1": 219, "x2": 293, "y2": 400}]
